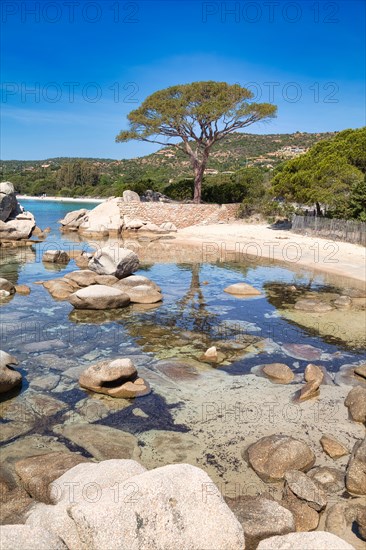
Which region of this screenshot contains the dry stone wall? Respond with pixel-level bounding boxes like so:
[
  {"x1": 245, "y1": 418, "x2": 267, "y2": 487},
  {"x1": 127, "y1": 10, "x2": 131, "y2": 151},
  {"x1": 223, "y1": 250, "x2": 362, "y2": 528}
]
[{"x1": 118, "y1": 201, "x2": 240, "y2": 229}]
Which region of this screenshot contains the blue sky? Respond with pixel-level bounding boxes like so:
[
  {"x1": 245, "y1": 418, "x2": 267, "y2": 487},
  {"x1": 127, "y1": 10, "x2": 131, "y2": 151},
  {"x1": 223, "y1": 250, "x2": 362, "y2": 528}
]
[{"x1": 1, "y1": 0, "x2": 365, "y2": 159}]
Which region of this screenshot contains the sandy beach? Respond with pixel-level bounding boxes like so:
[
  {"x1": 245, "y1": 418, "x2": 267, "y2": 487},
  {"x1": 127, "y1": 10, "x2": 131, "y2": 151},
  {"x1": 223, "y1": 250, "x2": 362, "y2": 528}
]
[
  {"x1": 17, "y1": 195, "x2": 105, "y2": 204},
  {"x1": 176, "y1": 222, "x2": 366, "y2": 285}
]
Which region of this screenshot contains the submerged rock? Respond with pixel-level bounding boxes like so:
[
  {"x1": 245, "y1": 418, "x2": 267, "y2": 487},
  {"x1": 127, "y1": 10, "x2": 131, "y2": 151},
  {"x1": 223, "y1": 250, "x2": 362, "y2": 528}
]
[
  {"x1": 294, "y1": 298, "x2": 333, "y2": 312},
  {"x1": 224, "y1": 282, "x2": 261, "y2": 296}
]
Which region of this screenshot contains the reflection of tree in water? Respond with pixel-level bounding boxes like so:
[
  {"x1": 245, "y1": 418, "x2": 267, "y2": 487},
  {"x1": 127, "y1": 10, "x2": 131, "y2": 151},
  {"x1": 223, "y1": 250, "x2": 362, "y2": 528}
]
[{"x1": 0, "y1": 247, "x2": 36, "y2": 284}]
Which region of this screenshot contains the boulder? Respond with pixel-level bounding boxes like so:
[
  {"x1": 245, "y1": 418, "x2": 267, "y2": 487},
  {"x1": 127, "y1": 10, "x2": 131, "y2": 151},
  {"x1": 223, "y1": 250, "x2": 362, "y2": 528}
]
[
  {"x1": 0, "y1": 211, "x2": 36, "y2": 240},
  {"x1": 0, "y1": 278, "x2": 15, "y2": 294},
  {"x1": 0, "y1": 350, "x2": 21, "y2": 394},
  {"x1": 64, "y1": 269, "x2": 98, "y2": 287},
  {"x1": 14, "y1": 452, "x2": 89, "y2": 504},
  {"x1": 284, "y1": 470, "x2": 327, "y2": 511},
  {"x1": 68, "y1": 463, "x2": 245, "y2": 550},
  {"x1": 42, "y1": 250, "x2": 70, "y2": 264},
  {"x1": 68, "y1": 285, "x2": 130, "y2": 310},
  {"x1": 334, "y1": 295, "x2": 352, "y2": 308},
  {"x1": 94, "y1": 274, "x2": 119, "y2": 286},
  {"x1": 246, "y1": 435, "x2": 315, "y2": 482},
  {"x1": 88, "y1": 246, "x2": 139, "y2": 278},
  {"x1": 43, "y1": 279, "x2": 76, "y2": 300},
  {"x1": 122, "y1": 284, "x2": 163, "y2": 304},
  {"x1": 262, "y1": 363, "x2": 294, "y2": 384},
  {"x1": 320, "y1": 435, "x2": 349, "y2": 459},
  {"x1": 299, "y1": 363, "x2": 324, "y2": 401},
  {"x1": 122, "y1": 189, "x2": 140, "y2": 202},
  {"x1": 59, "y1": 208, "x2": 88, "y2": 229},
  {"x1": 224, "y1": 282, "x2": 261, "y2": 296},
  {"x1": 79, "y1": 358, "x2": 137, "y2": 393},
  {"x1": 160, "y1": 221, "x2": 177, "y2": 231},
  {"x1": 0, "y1": 525, "x2": 66, "y2": 549},
  {"x1": 325, "y1": 501, "x2": 366, "y2": 550},
  {"x1": 346, "y1": 437, "x2": 366, "y2": 495},
  {"x1": 0, "y1": 181, "x2": 17, "y2": 221},
  {"x1": 345, "y1": 386, "x2": 366, "y2": 422},
  {"x1": 113, "y1": 274, "x2": 161, "y2": 292},
  {"x1": 280, "y1": 491, "x2": 319, "y2": 532},
  {"x1": 294, "y1": 299, "x2": 333, "y2": 312},
  {"x1": 106, "y1": 377, "x2": 151, "y2": 398},
  {"x1": 79, "y1": 198, "x2": 122, "y2": 234},
  {"x1": 14, "y1": 284, "x2": 30, "y2": 295},
  {"x1": 256, "y1": 531, "x2": 355, "y2": 549},
  {"x1": 226, "y1": 496, "x2": 294, "y2": 549},
  {"x1": 141, "y1": 222, "x2": 161, "y2": 232},
  {"x1": 124, "y1": 218, "x2": 145, "y2": 230},
  {"x1": 307, "y1": 466, "x2": 345, "y2": 493}
]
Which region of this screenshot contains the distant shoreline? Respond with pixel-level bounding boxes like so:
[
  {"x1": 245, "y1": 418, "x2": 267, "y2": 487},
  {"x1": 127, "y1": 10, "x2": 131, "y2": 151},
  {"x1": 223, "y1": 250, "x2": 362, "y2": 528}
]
[{"x1": 17, "y1": 195, "x2": 105, "y2": 204}]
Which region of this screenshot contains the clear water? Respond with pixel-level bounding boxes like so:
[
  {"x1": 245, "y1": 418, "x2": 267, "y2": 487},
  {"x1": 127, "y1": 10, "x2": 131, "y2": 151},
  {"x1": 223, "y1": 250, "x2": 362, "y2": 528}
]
[{"x1": 1, "y1": 199, "x2": 365, "y2": 461}]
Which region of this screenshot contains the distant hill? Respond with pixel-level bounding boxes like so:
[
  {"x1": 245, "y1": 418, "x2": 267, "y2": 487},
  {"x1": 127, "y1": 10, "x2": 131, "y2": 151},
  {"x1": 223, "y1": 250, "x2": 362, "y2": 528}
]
[{"x1": 0, "y1": 131, "x2": 337, "y2": 197}]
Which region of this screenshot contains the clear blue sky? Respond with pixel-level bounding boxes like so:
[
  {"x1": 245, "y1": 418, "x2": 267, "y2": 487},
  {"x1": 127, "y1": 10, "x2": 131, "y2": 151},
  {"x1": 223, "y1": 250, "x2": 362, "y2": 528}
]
[{"x1": 1, "y1": 0, "x2": 365, "y2": 160}]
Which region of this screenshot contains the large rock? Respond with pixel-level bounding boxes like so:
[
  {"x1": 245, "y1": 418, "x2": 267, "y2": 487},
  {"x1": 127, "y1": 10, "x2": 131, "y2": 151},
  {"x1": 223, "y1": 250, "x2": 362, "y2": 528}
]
[
  {"x1": 0, "y1": 350, "x2": 21, "y2": 394},
  {"x1": 14, "y1": 452, "x2": 89, "y2": 503},
  {"x1": 299, "y1": 363, "x2": 324, "y2": 401},
  {"x1": 320, "y1": 435, "x2": 349, "y2": 459},
  {"x1": 246, "y1": 435, "x2": 315, "y2": 482},
  {"x1": 79, "y1": 358, "x2": 140, "y2": 397},
  {"x1": 325, "y1": 501, "x2": 366, "y2": 550},
  {"x1": 0, "y1": 278, "x2": 15, "y2": 294},
  {"x1": 123, "y1": 189, "x2": 140, "y2": 202},
  {"x1": 0, "y1": 181, "x2": 17, "y2": 221},
  {"x1": 307, "y1": 466, "x2": 345, "y2": 493},
  {"x1": 64, "y1": 269, "x2": 98, "y2": 287},
  {"x1": 43, "y1": 279, "x2": 76, "y2": 300},
  {"x1": 345, "y1": 386, "x2": 366, "y2": 422},
  {"x1": 79, "y1": 198, "x2": 122, "y2": 234},
  {"x1": 68, "y1": 285, "x2": 130, "y2": 309},
  {"x1": 262, "y1": 363, "x2": 294, "y2": 384},
  {"x1": 42, "y1": 250, "x2": 70, "y2": 264},
  {"x1": 0, "y1": 525, "x2": 67, "y2": 549},
  {"x1": 284, "y1": 470, "x2": 327, "y2": 511},
  {"x1": 0, "y1": 211, "x2": 35, "y2": 240},
  {"x1": 280, "y1": 491, "x2": 319, "y2": 532},
  {"x1": 59, "y1": 208, "x2": 88, "y2": 229},
  {"x1": 68, "y1": 463, "x2": 245, "y2": 550},
  {"x1": 113, "y1": 274, "x2": 161, "y2": 292},
  {"x1": 88, "y1": 246, "x2": 139, "y2": 278},
  {"x1": 224, "y1": 282, "x2": 261, "y2": 296},
  {"x1": 122, "y1": 284, "x2": 163, "y2": 304},
  {"x1": 346, "y1": 437, "x2": 366, "y2": 495},
  {"x1": 226, "y1": 496, "x2": 294, "y2": 550},
  {"x1": 256, "y1": 531, "x2": 355, "y2": 549}
]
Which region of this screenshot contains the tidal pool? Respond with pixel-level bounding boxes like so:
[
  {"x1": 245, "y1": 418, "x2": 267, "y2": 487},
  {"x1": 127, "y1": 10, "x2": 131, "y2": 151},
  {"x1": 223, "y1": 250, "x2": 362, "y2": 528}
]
[{"x1": 1, "y1": 199, "x2": 365, "y2": 492}]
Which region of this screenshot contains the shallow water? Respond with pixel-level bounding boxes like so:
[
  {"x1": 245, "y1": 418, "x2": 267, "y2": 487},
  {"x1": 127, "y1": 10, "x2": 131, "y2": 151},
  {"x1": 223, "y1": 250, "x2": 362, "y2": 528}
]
[{"x1": 1, "y1": 199, "x2": 365, "y2": 481}]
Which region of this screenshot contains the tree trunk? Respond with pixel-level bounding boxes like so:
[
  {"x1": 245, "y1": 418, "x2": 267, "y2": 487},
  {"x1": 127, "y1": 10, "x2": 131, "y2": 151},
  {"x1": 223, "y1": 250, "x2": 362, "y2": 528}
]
[
  {"x1": 193, "y1": 165, "x2": 205, "y2": 203},
  {"x1": 316, "y1": 201, "x2": 322, "y2": 216}
]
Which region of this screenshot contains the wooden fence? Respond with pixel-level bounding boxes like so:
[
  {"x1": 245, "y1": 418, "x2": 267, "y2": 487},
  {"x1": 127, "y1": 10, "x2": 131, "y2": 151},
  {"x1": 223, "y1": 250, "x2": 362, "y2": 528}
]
[{"x1": 291, "y1": 215, "x2": 366, "y2": 246}]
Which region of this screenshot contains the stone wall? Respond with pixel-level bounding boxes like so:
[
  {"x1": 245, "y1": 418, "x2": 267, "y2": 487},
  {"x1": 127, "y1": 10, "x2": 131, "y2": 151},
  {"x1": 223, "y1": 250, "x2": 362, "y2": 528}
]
[{"x1": 118, "y1": 202, "x2": 240, "y2": 229}]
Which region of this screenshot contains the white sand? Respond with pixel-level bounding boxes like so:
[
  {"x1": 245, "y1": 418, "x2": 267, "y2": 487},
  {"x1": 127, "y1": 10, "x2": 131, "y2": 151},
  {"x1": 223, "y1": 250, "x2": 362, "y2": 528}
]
[
  {"x1": 177, "y1": 222, "x2": 366, "y2": 285},
  {"x1": 16, "y1": 195, "x2": 104, "y2": 204}
]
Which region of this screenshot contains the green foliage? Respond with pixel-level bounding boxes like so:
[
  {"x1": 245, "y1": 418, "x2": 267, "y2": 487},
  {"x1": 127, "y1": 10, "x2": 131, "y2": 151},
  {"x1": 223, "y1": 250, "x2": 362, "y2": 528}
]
[
  {"x1": 271, "y1": 128, "x2": 366, "y2": 217},
  {"x1": 116, "y1": 81, "x2": 277, "y2": 201}
]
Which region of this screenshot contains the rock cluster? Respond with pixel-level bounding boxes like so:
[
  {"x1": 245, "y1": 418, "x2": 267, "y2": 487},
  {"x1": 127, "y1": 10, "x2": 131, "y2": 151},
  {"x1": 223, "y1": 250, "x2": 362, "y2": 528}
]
[
  {"x1": 40, "y1": 247, "x2": 163, "y2": 307},
  {"x1": 2, "y1": 459, "x2": 246, "y2": 550},
  {"x1": 79, "y1": 357, "x2": 150, "y2": 398},
  {"x1": 59, "y1": 195, "x2": 178, "y2": 236},
  {"x1": 0, "y1": 182, "x2": 37, "y2": 242}
]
